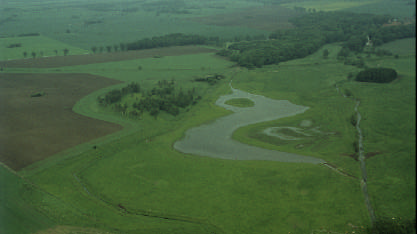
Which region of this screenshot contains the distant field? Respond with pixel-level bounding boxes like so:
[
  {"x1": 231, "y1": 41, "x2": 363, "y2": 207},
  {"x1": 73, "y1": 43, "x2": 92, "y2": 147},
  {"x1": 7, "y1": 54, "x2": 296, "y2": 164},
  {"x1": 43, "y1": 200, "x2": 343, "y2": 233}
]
[
  {"x1": 0, "y1": 36, "x2": 89, "y2": 60},
  {"x1": 0, "y1": 45, "x2": 217, "y2": 68},
  {"x1": 282, "y1": 0, "x2": 381, "y2": 12},
  {"x1": 189, "y1": 6, "x2": 303, "y2": 31},
  {"x1": 0, "y1": 0, "x2": 267, "y2": 49},
  {"x1": 377, "y1": 37, "x2": 416, "y2": 56},
  {"x1": 343, "y1": 0, "x2": 416, "y2": 19},
  {"x1": 0, "y1": 73, "x2": 122, "y2": 170}
]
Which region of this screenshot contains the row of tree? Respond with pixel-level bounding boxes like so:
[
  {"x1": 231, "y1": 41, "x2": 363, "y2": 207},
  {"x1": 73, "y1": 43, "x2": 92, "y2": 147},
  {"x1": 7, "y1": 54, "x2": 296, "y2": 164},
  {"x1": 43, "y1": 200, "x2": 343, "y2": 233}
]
[
  {"x1": 22, "y1": 48, "x2": 70, "y2": 58},
  {"x1": 92, "y1": 33, "x2": 221, "y2": 54}
]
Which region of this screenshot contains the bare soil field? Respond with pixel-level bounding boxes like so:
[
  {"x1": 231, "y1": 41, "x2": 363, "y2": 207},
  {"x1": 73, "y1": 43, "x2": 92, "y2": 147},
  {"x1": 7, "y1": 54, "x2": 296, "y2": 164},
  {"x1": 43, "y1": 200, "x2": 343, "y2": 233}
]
[
  {"x1": 189, "y1": 6, "x2": 302, "y2": 31},
  {"x1": 0, "y1": 46, "x2": 217, "y2": 68},
  {"x1": 0, "y1": 73, "x2": 123, "y2": 170}
]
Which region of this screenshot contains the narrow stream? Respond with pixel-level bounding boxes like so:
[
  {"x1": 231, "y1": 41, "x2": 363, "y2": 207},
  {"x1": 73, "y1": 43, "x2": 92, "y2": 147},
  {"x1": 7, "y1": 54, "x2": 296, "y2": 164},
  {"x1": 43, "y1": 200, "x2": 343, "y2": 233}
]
[
  {"x1": 355, "y1": 100, "x2": 376, "y2": 225},
  {"x1": 337, "y1": 84, "x2": 376, "y2": 225}
]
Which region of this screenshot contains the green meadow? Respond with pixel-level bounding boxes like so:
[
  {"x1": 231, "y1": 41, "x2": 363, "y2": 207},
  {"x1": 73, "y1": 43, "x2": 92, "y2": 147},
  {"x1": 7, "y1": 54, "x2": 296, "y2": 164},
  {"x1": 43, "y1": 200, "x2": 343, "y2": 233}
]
[{"x1": 1, "y1": 0, "x2": 415, "y2": 233}]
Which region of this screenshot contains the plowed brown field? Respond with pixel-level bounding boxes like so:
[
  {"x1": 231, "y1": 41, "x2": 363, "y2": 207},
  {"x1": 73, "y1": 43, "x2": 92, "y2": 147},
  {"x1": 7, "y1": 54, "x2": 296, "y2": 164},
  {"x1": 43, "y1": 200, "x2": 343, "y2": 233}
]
[
  {"x1": 0, "y1": 46, "x2": 217, "y2": 68},
  {"x1": 0, "y1": 73, "x2": 123, "y2": 170}
]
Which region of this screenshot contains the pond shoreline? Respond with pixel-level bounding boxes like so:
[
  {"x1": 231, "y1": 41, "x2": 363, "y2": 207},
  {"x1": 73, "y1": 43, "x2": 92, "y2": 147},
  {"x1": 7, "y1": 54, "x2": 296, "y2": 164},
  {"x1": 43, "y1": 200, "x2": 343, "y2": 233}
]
[{"x1": 174, "y1": 82, "x2": 325, "y2": 164}]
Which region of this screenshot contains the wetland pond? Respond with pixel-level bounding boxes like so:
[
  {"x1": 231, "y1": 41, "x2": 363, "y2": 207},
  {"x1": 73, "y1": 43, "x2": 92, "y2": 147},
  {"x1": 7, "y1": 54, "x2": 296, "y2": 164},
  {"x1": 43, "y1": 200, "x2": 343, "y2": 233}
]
[{"x1": 174, "y1": 84, "x2": 325, "y2": 164}]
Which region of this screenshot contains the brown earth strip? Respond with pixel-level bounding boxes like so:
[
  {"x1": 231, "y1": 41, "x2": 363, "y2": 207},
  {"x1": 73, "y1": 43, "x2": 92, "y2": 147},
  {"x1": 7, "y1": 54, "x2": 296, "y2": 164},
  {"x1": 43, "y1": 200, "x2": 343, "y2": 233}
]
[
  {"x1": 0, "y1": 46, "x2": 217, "y2": 68},
  {"x1": 0, "y1": 73, "x2": 123, "y2": 171},
  {"x1": 188, "y1": 6, "x2": 302, "y2": 31}
]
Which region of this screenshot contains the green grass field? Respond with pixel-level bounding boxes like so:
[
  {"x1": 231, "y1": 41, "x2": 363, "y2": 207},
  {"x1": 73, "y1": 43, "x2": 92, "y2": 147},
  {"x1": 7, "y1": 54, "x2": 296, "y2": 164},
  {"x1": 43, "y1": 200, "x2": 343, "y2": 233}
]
[
  {"x1": 0, "y1": 164, "x2": 56, "y2": 234},
  {"x1": 232, "y1": 40, "x2": 416, "y2": 222},
  {"x1": 6, "y1": 49, "x2": 367, "y2": 233},
  {"x1": 1, "y1": 1, "x2": 415, "y2": 233}
]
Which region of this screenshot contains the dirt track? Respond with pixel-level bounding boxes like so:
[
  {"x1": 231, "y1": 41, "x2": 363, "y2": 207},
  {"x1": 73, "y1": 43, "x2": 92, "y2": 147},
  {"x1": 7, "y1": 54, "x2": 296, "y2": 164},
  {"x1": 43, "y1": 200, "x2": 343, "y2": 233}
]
[
  {"x1": 0, "y1": 46, "x2": 217, "y2": 68},
  {"x1": 0, "y1": 73, "x2": 123, "y2": 170}
]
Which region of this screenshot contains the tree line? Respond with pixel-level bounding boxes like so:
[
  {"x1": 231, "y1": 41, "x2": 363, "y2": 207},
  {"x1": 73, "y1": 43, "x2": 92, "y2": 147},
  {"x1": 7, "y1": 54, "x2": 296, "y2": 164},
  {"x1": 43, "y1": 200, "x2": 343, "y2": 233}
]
[
  {"x1": 98, "y1": 80, "x2": 200, "y2": 119},
  {"x1": 92, "y1": 33, "x2": 221, "y2": 54},
  {"x1": 216, "y1": 11, "x2": 415, "y2": 68}
]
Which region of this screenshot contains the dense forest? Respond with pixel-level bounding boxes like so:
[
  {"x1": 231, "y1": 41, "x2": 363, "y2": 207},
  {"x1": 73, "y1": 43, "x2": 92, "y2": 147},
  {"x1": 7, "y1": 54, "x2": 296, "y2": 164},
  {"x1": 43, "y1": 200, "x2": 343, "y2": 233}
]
[{"x1": 217, "y1": 11, "x2": 415, "y2": 68}]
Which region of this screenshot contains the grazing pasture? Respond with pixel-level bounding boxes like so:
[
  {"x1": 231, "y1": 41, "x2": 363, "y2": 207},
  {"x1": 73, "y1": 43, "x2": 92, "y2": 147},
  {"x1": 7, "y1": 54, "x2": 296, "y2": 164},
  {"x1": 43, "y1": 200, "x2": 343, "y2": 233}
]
[
  {"x1": 0, "y1": 0, "x2": 415, "y2": 232},
  {"x1": 0, "y1": 73, "x2": 122, "y2": 170}
]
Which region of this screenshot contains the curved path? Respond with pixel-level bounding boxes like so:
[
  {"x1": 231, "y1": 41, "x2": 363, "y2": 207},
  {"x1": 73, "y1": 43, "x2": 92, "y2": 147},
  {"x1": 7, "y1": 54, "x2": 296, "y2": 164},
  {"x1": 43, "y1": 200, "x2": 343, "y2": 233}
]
[{"x1": 174, "y1": 82, "x2": 325, "y2": 164}]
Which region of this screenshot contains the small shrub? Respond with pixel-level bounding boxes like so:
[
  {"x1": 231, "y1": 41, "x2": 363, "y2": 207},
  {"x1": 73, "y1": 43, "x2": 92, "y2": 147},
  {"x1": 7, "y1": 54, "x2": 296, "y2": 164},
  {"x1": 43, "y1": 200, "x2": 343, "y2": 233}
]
[
  {"x1": 30, "y1": 91, "x2": 45, "y2": 97},
  {"x1": 350, "y1": 114, "x2": 357, "y2": 126}
]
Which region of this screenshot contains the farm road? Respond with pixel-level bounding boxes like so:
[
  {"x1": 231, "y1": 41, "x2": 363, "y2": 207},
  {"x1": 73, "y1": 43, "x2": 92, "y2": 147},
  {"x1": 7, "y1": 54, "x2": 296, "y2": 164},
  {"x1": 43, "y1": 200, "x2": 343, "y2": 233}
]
[{"x1": 174, "y1": 82, "x2": 325, "y2": 164}]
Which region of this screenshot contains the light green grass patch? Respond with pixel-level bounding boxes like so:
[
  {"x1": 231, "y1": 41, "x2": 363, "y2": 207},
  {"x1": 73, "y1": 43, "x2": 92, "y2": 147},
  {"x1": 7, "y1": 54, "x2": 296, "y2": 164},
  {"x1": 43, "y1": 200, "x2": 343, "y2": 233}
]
[
  {"x1": 0, "y1": 36, "x2": 89, "y2": 61},
  {"x1": 224, "y1": 98, "x2": 255, "y2": 107},
  {"x1": 282, "y1": 0, "x2": 381, "y2": 12},
  {"x1": 0, "y1": 164, "x2": 56, "y2": 234},
  {"x1": 377, "y1": 37, "x2": 416, "y2": 57}
]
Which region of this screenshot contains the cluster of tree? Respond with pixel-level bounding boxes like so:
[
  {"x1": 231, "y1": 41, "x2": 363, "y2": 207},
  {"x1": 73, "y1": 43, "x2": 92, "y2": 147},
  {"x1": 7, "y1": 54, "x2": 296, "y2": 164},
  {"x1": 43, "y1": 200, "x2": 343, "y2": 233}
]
[
  {"x1": 17, "y1": 32, "x2": 40, "y2": 37},
  {"x1": 98, "y1": 82, "x2": 141, "y2": 105},
  {"x1": 132, "y1": 80, "x2": 199, "y2": 118},
  {"x1": 6, "y1": 43, "x2": 22, "y2": 48},
  {"x1": 98, "y1": 81, "x2": 200, "y2": 118},
  {"x1": 216, "y1": 11, "x2": 415, "y2": 68},
  {"x1": 193, "y1": 74, "x2": 225, "y2": 85},
  {"x1": 355, "y1": 67, "x2": 398, "y2": 83}
]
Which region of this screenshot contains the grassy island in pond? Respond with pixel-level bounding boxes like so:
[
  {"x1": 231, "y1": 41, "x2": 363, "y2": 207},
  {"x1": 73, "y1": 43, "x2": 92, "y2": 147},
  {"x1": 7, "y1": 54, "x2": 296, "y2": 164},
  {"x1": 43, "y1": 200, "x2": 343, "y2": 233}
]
[{"x1": 224, "y1": 98, "x2": 255, "y2": 107}]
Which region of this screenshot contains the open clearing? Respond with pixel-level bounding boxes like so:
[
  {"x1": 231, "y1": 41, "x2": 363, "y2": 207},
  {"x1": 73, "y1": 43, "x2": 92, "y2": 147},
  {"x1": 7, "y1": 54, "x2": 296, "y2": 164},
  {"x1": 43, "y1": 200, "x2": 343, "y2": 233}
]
[
  {"x1": 0, "y1": 73, "x2": 122, "y2": 170},
  {"x1": 189, "y1": 6, "x2": 302, "y2": 31},
  {"x1": 0, "y1": 46, "x2": 217, "y2": 68}
]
